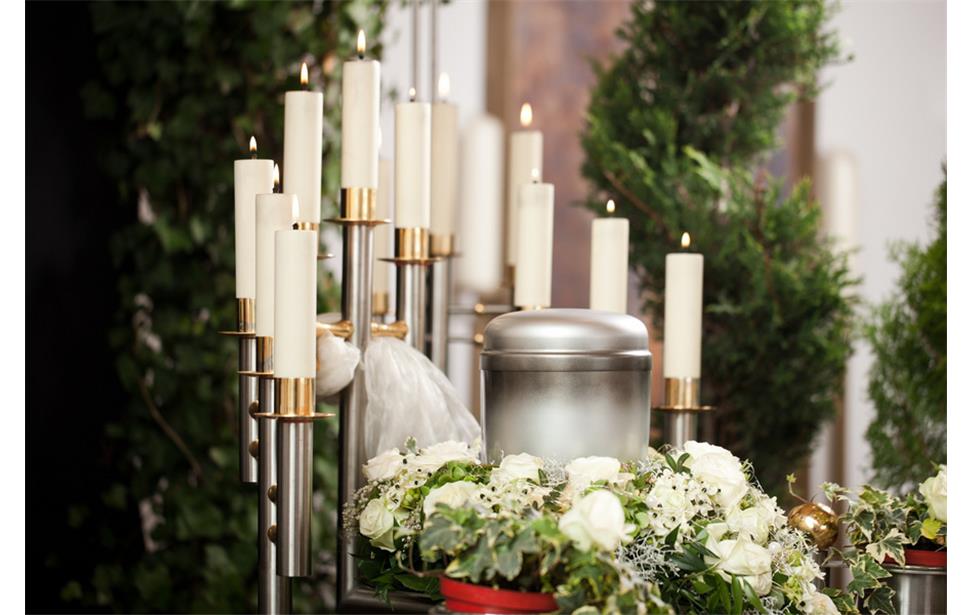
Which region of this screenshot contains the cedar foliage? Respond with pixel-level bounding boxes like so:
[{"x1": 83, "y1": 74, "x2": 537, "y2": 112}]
[
  {"x1": 581, "y1": 1, "x2": 856, "y2": 493},
  {"x1": 866, "y1": 171, "x2": 947, "y2": 489},
  {"x1": 55, "y1": 2, "x2": 386, "y2": 612}
]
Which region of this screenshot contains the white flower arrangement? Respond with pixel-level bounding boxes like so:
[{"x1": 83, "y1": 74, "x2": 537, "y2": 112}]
[{"x1": 345, "y1": 439, "x2": 844, "y2": 614}]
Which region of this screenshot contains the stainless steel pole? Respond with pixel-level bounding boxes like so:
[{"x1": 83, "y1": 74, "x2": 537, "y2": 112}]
[
  {"x1": 428, "y1": 257, "x2": 450, "y2": 369},
  {"x1": 239, "y1": 337, "x2": 259, "y2": 483}
]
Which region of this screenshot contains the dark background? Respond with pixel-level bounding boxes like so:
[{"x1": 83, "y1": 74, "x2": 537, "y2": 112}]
[{"x1": 27, "y1": 2, "x2": 130, "y2": 611}]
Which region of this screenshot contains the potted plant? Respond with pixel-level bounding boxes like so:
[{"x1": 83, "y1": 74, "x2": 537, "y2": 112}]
[
  {"x1": 821, "y1": 466, "x2": 946, "y2": 614},
  {"x1": 345, "y1": 439, "x2": 848, "y2": 614}
]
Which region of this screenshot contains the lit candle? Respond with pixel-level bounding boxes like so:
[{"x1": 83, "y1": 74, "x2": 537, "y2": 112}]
[
  {"x1": 233, "y1": 136, "x2": 274, "y2": 299},
  {"x1": 589, "y1": 199, "x2": 629, "y2": 313},
  {"x1": 283, "y1": 62, "x2": 323, "y2": 224},
  {"x1": 274, "y1": 229, "x2": 317, "y2": 378},
  {"x1": 507, "y1": 102, "x2": 543, "y2": 266},
  {"x1": 341, "y1": 30, "x2": 380, "y2": 189},
  {"x1": 255, "y1": 165, "x2": 300, "y2": 338},
  {"x1": 456, "y1": 114, "x2": 504, "y2": 293},
  {"x1": 373, "y1": 158, "x2": 393, "y2": 297},
  {"x1": 430, "y1": 73, "x2": 458, "y2": 240},
  {"x1": 394, "y1": 88, "x2": 431, "y2": 228},
  {"x1": 514, "y1": 171, "x2": 554, "y2": 308},
  {"x1": 663, "y1": 232, "x2": 704, "y2": 378}
]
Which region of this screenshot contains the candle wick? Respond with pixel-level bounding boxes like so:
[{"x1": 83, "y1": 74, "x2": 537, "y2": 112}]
[{"x1": 358, "y1": 52, "x2": 364, "y2": 60}]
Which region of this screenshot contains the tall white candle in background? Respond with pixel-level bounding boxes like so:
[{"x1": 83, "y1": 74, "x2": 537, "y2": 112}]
[
  {"x1": 663, "y1": 232, "x2": 704, "y2": 378},
  {"x1": 507, "y1": 103, "x2": 543, "y2": 266},
  {"x1": 514, "y1": 173, "x2": 554, "y2": 308},
  {"x1": 373, "y1": 158, "x2": 393, "y2": 297},
  {"x1": 457, "y1": 115, "x2": 504, "y2": 293},
  {"x1": 233, "y1": 136, "x2": 274, "y2": 299},
  {"x1": 341, "y1": 31, "x2": 380, "y2": 189},
  {"x1": 283, "y1": 62, "x2": 323, "y2": 224},
  {"x1": 255, "y1": 167, "x2": 299, "y2": 338},
  {"x1": 430, "y1": 73, "x2": 458, "y2": 239},
  {"x1": 589, "y1": 199, "x2": 629, "y2": 313},
  {"x1": 274, "y1": 229, "x2": 317, "y2": 378},
  {"x1": 394, "y1": 89, "x2": 431, "y2": 228}
]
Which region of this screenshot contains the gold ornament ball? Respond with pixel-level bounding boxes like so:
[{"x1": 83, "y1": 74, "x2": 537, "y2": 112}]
[{"x1": 787, "y1": 501, "x2": 839, "y2": 550}]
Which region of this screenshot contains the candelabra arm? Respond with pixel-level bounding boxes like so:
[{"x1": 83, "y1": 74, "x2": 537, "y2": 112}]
[
  {"x1": 370, "y1": 320, "x2": 409, "y2": 339},
  {"x1": 316, "y1": 319, "x2": 354, "y2": 340}
]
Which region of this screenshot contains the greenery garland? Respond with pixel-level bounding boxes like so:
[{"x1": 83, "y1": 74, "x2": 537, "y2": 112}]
[
  {"x1": 56, "y1": 2, "x2": 387, "y2": 611},
  {"x1": 580, "y1": 0, "x2": 857, "y2": 494},
  {"x1": 866, "y1": 171, "x2": 946, "y2": 489}
]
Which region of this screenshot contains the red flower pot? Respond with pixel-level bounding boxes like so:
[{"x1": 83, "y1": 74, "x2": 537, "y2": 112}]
[
  {"x1": 439, "y1": 577, "x2": 558, "y2": 614},
  {"x1": 884, "y1": 548, "x2": 947, "y2": 568}
]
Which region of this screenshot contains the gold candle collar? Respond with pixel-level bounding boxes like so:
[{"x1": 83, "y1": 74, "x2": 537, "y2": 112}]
[
  {"x1": 395, "y1": 227, "x2": 430, "y2": 260},
  {"x1": 340, "y1": 187, "x2": 377, "y2": 221}
]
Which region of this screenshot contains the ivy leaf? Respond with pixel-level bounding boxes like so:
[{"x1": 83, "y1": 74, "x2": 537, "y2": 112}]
[
  {"x1": 865, "y1": 528, "x2": 907, "y2": 566},
  {"x1": 921, "y1": 517, "x2": 943, "y2": 541}
]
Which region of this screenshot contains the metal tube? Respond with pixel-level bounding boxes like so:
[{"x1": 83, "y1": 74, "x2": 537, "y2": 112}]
[
  {"x1": 660, "y1": 410, "x2": 698, "y2": 451},
  {"x1": 337, "y1": 222, "x2": 374, "y2": 603},
  {"x1": 397, "y1": 262, "x2": 427, "y2": 352},
  {"x1": 428, "y1": 257, "x2": 450, "y2": 369},
  {"x1": 239, "y1": 336, "x2": 259, "y2": 483},
  {"x1": 258, "y1": 371, "x2": 291, "y2": 613},
  {"x1": 277, "y1": 420, "x2": 313, "y2": 577}
]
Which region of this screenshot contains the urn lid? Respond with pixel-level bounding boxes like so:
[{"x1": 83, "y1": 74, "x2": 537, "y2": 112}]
[{"x1": 481, "y1": 308, "x2": 651, "y2": 372}]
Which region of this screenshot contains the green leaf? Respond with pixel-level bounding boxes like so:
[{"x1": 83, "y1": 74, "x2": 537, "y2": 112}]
[{"x1": 921, "y1": 517, "x2": 943, "y2": 540}]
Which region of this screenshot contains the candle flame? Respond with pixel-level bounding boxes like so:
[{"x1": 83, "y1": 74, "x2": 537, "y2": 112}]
[
  {"x1": 530, "y1": 168, "x2": 540, "y2": 182},
  {"x1": 438, "y1": 72, "x2": 450, "y2": 100},
  {"x1": 408, "y1": 86, "x2": 417, "y2": 102},
  {"x1": 520, "y1": 102, "x2": 533, "y2": 128},
  {"x1": 681, "y1": 232, "x2": 691, "y2": 249},
  {"x1": 249, "y1": 136, "x2": 257, "y2": 154},
  {"x1": 273, "y1": 163, "x2": 280, "y2": 188},
  {"x1": 300, "y1": 62, "x2": 309, "y2": 86},
  {"x1": 291, "y1": 197, "x2": 300, "y2": 221},
  {"x1": 606, "y1": 199, "x2": 615, "y2": 214},
  {"x1": 356, "y1": 30, "x2": 366, "y2": 56}
]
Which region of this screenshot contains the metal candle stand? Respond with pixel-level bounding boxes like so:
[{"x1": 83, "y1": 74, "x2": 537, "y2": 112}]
[
  {"x1": 653, "y1": 377, "x2": 714, "y2": 449},
  {"x1": 428, "y1": 234, "x2": 455, "y2": 369},
  {"x1": 220, "y1": 299, "x2": 260, "y2": 484},
  {"x1": 386, "y1": 227, "x2": 439, "y2": 352}
]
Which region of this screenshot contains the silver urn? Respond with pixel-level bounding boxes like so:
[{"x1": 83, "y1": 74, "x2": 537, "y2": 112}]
[{"x1": 480, "y1": 308, "x2": 652, "y2": 461}]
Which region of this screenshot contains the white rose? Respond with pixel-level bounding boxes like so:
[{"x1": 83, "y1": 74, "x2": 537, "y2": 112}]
[
  {"x1": 707, "y1": 537, "x2": 773, "y2": 596},
  {"x1": 683, "y1": 441, "x2": 749, "y2": 509},
  {"x1": 558, "y1": 490, "x2": 632, "y2": 551},
  {"x1": 726, "y1": 499, "x2": 780, "y2": 544},
  {"x1": 363, "y1": 448, "x2": 405, "y2": 482},
  {"x1": 807, "y1": 591, "x2": 840, "y2": 615},
  {"x1": 494, "y1": 452, "x2": 544, "y2": 483},
  {"x1": 919, "y1": 466, "x2": 947, "y2": 523},
  {"x1": 565, "y1": 456, "x2": 622, "y2": 493},
  {"x1": 409, "y1": 440, "x2": 478, "y2": 473},
  {"x1": 423, "y1": 480, "x2": 480, "y2": 517},
  {"x1": 359, "y1": 498, "x2": 395, "y2": 541}
]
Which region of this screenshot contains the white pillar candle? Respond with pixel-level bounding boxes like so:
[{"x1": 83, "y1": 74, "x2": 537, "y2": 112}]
[
  {"x1": 255, "y1": 189, "x2": 299, "y2": 338},
  {"x1": 430, "y1": 74, "x2": 458, "y2": 236},
  {"x1": 506, "y1": 103, "x2": 543, "y2": 266},
  {"x1": 283, "y1": 63, "x2": 324, "y2": 224},
  {"x1": 373, "y1": 158, "x2": 393, "y2": 296},
  {"x1": 274, "y1": 229, "x2": 317, "y2": 378},
  {"x1": 233, "y1": 137, "x2": 274, "y2": 298},
  {"x1": 341, "y1": 31, "x2": 381, "y2": 189},
  {"x1": 457, "y1": 115, "x2": 504, "y2": 294},
  {"x1": 589, "y1": 200, "x2": 629, "y2": 313},
  {"x1": 394, "y1": 92, "x2": 432, "y2": 228},
  {"x1": 513, "y1": 179, "x2": 554, "y2": 308},
  {"x1": 663, "y1": 233, "x2": 704, "y2": 379}
]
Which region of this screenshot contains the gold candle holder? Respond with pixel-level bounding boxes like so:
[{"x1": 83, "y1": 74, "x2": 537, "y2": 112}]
[
  {"x1": 429, "y1": 233, "x2": 456, "y2": 258},
  {"x1": 372, "y1": 291, "x2": 390, "y2": 317},
  {"x1": 653, "y1": 377, "x2": 714, "y2": 449},
  {"x1": 219, "y1": 298, "x2": 257, "y2": 336}
]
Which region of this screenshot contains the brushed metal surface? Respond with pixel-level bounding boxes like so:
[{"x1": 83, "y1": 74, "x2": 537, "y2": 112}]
[
  {"x1": 257, "y1": 374, "x2": 291, "y2": 613},
  {"x1": 239, "y1": 336, "x2": 259, "y2": 483},
  {"x1": 277, "y1": 421, "x2": 313, "y2": 577},
  {"x1": 886, "y1": 565, "x2": 946, "y2": 615},
  {"x1": 482, "y1": 308, "x2": 649, "y2": 355},
  {"x1": 397, "y1": 262, "x2": 428, "y2": 352},
  {"x1": 428, "y1": 258, "x2": 451, "y2": 370}
]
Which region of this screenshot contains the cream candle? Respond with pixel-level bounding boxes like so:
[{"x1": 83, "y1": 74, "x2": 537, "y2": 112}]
[
  {"x1": 506, "y1": 103, "x2": 543, "y2": 266},
  {"x1": 274, "y1": 229, "x2": 317, "y2": 378},
  {"x1": 283, "y1": 62, "x2": 324, "y2": 224},
  {"x1": 513, "y1": 174, "x2": 554, "y2": 308},
  {"x1": 456, "y1": 114, "x2": 504, "y2": 293},
  {"x1": 373, "y1": 158, "x2": 393, "y2": 297},
  {"x1": 394, "y1": 89, "x2": 431, "y2": 228},
  {"x1": 233, "y1": 136, "x2": 274, "y2": 299},
  {"x1": 430, "y1": 73, "x2": 458, "y2": 239},
  {"x1": 663, "y1": 232, "x2": 704, "y2": 378},
  {"x1": 589, "y1": 199, "x2": 629, "y2": 313},
  {"x1": 255, "y1": 168, "x2": 299, "y2": 338},
  {"x1": 341, "y1": 31, "x2": 380, "y2": 189}
]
